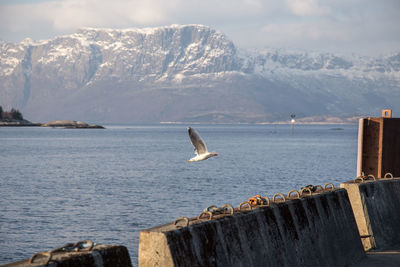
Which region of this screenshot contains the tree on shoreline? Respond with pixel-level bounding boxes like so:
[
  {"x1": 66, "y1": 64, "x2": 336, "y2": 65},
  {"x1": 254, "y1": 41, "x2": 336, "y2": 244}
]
[
  {"x1": 0, "y1": 106, "x2": 24, "y2": 121},
  {"x1": 10, "y1": 108, "x2": 23, "y2": 120}
]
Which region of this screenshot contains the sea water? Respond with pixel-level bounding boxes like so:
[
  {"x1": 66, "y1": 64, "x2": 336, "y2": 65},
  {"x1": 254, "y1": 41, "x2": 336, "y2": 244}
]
[{"x1": 0, "y1": 124, "x2": 358, "y2": 265}]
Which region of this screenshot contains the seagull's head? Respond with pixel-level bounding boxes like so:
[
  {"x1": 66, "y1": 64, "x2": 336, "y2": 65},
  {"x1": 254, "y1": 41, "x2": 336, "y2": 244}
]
[{"x1": 210, "y1": 151, "x2": 218, "y2": 157}]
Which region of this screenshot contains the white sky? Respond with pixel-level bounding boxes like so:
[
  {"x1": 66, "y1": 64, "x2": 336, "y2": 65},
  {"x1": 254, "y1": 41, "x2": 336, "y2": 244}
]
[{"x1": 0, "y1": 0, "x2": 399, "y2": 56}]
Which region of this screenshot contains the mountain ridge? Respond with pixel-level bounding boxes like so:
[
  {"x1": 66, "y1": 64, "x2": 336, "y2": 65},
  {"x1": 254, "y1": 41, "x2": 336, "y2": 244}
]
[{"x1": 1, "y1": 24, "x2": 399, "y2": 123}]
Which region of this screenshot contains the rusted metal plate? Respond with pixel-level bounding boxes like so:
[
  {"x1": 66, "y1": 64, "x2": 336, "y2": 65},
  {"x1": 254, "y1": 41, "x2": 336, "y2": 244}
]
[
  {"x1": 361, "y1": 118, "x2": 382, "y2": 178},
  {"x1": 359, "y1": 117, "x2": 400, "y2": 178},
  {"x1": 381, "y1": 118, "x2": 400, "y2": 177}
]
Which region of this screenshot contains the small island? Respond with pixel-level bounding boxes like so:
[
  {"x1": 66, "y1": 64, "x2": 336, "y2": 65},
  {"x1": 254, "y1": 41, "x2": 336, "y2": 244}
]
[
  {"x1": 42, "y1": 120, "x2": 104, "y2": 129},
  {"x1": 0, "y1": 106, "x2": 104, "y2": 128}
]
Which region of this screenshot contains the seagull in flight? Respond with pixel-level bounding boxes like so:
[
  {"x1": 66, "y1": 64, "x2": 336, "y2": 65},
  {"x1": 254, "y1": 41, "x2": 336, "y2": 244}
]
[{"x1": 187, "y1": 127, "x2": 218, "y2": 162}]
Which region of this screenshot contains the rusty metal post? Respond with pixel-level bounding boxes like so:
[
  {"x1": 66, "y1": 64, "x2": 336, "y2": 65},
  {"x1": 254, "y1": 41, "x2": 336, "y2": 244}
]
[
  {"x1": 381, "y1": 109, "x2": 392, "y2": 118},
  {"x1": 357, "y1": 109, "x2": 400, "y2": 178}
]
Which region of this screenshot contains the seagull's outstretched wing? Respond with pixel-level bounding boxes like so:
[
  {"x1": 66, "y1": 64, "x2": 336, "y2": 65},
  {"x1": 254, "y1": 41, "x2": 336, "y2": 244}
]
[{"x1": 188, "y1": 127, "x2": 208, "y2": 155}]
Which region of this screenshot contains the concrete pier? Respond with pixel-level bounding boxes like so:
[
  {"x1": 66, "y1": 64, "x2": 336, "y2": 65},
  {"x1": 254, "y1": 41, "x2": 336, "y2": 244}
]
[
  {"x1": 139, "y1": 189, "x2": 365, "y2": 267},
  {"x1": 341, "y1": 178, "x2": 400, "y2": 251},
  {"x1": 4, "y1": 243, "x2": 132, "y2": 267}
]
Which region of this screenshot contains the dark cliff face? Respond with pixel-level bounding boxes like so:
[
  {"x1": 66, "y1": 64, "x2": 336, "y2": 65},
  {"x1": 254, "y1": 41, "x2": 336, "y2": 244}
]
[{"x1": 0, "y1": 25, "x2": 399, "y2": 123}]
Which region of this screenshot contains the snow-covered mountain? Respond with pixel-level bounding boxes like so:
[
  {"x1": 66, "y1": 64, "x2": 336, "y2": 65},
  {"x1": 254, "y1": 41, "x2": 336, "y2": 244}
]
[{"x1": 1, "y1": 24, "x2": 399, "y2": 123}]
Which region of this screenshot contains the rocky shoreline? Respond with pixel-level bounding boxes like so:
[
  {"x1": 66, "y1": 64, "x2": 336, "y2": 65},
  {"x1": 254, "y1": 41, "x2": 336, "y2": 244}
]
[
  {"x1": 0, "y1": 119, "x2": 104, "y2": 128},
  {"x1": 0, "y1": 119, "x2": 42, "y2": 127}
]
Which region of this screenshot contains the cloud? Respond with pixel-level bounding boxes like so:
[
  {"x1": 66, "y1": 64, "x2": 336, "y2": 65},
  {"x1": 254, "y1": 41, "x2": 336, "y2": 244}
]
[
  {"x1": 259, "y1": 21, "x2": 350, "y2": 50},
  {"x1": 1, "y1": 0, "x2": 272, "y2": 32},
  {"x1": 285, "y1": 0, "x2": 330, "y2": 16},
  {"x1": 44, "y1": 0, "x2": 168, "y2": 30},
  {"x1": 0, "y1": 0, "x2": 170, "y2": 37},
  {"x1": 0, "y1": 0, "x2": 399, "y2": 56}
]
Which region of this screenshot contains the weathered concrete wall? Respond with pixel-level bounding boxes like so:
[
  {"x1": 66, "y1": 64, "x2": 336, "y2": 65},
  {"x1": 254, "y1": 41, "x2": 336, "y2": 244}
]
[
  {"x1": 342, "y1": 178, "x2": 400, "y2": 251},
  {"x1": 139, "y1": 189, "x2": 365, "y2": 267},
  {"x1": 4, "y1": 244, "x2": 132, "y2": 267}
]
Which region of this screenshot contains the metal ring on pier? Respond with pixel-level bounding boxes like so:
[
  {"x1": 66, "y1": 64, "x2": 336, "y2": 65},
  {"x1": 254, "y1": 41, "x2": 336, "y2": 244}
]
[
  {"x1": 222, "y1": 204, "x2": 234, "y2": 215},
  {"x1": 300, "y1": 187, "x2": 312, "y2": 196},
  {"x1": 203, "y1": 205, "x2": 218, "y2": 213},
  {"x1": 50, "y1": 240, "x2": 94, "y2": 254},
  {"x1": 384, "y1": 173, "x2": 394, "y2": 179},
  {"x1": 174, "y1": 217, "x2": 190, "y2": 227},
  {"x1": 50, "y1": 243, "x2": 74, "y2": 253},
  {"x1": 314, "y1": 185, "x2": 324, "y2": 192},
  {"x1": 248, "y1": 195, "x2": 270, "y2": 206},
  {"x1": 367, "y1": 174, "x2": 376, "y2": 181},
  {"x1": 73, "y1": 240, "x2": 94, "y2": 252},
  {"x1": 238, "y1": 201, "x2": 252, "y2": 211},
  {"x1": 261, "y1": 196, "x2": 271, "y2": 206},
  {"x1": 273, "y1": 193, "x2": 286, "y2": 203},
  {"x1": 287, "y1": 190, "x2": 300, "y2": 199},
  {"x1": 29, "y1": 251, "x2": 52, "y2": 265},
  {"x1": 324, "y1": 183, "x2": 335, "y2": 191},
  {"x1": 197, "y1": 211, "x2": 213, "y2": 220},
  {"x1": 354, "y1": 176, "x2": 364, "y2": 183}
]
